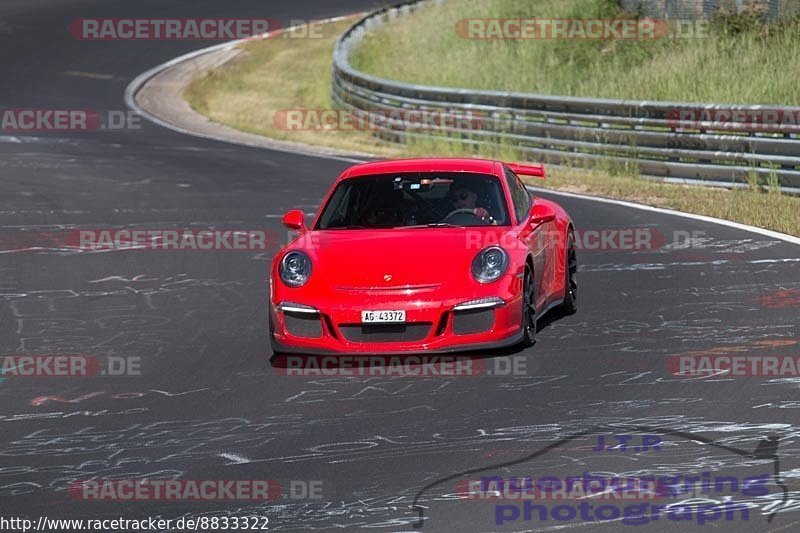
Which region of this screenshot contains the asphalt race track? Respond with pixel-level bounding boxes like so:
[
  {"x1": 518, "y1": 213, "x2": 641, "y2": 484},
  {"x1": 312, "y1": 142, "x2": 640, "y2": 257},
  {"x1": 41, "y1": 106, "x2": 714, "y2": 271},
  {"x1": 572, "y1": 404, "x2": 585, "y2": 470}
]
[{"x1": 1, "y1": 1, "x2": 799, "y2": 532}]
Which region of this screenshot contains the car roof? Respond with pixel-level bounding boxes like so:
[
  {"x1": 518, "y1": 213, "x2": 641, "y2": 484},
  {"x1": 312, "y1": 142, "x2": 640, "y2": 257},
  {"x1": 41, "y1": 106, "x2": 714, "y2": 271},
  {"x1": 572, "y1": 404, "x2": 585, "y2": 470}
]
[{"x1": 339, "y1": 158, "x2": 501, "y2": 180}]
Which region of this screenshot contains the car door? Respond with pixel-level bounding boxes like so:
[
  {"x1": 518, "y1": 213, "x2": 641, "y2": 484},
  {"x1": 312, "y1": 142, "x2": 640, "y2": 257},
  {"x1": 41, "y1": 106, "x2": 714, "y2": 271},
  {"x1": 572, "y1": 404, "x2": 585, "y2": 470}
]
[{"x1": 504, "y1": 167, "x2": 548, "y2": 310}]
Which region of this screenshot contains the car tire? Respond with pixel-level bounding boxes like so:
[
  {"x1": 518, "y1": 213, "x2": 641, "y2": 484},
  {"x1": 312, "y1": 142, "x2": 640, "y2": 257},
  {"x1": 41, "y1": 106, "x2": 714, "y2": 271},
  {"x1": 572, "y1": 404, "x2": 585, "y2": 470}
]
[
  {"x1": 521, "y1": 267, "x2": 536, "y2": 347},
  {"x1": 559, "y1": 230, "x2": 578, "y2": 316}
]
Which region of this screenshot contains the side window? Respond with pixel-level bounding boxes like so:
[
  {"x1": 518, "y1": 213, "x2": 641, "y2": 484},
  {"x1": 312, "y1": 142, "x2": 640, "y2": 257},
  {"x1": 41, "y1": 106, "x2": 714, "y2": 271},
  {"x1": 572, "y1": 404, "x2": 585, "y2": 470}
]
[{"x1": 504, "y1": 167, "x2": 531, "y2": 224}]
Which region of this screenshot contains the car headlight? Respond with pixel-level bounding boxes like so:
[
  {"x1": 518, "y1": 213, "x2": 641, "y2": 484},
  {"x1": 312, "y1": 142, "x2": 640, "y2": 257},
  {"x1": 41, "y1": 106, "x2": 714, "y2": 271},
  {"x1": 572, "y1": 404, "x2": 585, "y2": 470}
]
[
  {"x1": 279, "y1": 251, "x2": 312, "y2": 287},
  {"x1": 471, "y1": 246, "x2": 509, "y2": 283}
]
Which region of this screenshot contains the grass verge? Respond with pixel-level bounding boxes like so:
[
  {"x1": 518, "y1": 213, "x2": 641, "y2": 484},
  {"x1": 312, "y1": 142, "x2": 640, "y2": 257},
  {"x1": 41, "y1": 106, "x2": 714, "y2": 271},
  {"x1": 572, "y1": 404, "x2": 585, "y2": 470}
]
[
  {"x1": 185, "y1": 17, "x2": 800, "y2": 236},
  {"x1": 185, "y1": 18, "x2": 402, "y2": 157},
  {"x1": 350, "y1": 0, "x2": 800, "y2": 104}
]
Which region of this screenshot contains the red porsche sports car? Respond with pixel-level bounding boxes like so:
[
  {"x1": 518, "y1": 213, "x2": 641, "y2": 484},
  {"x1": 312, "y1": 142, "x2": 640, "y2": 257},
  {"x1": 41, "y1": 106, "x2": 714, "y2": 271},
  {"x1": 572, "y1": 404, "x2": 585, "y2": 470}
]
[{"x1": 269, "y1": 158, "x2": 576, "y2": 354}]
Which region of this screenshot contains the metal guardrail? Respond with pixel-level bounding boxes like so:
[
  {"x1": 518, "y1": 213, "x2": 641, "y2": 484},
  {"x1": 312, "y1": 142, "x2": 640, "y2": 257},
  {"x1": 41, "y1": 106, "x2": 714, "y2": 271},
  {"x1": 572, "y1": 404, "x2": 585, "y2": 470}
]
[
  {"x1": 331, "y1": 0, "x2": 800, "y2": 191},
  {"x1": 620, "y1": 0, "x2": 799, "y2": 21}
]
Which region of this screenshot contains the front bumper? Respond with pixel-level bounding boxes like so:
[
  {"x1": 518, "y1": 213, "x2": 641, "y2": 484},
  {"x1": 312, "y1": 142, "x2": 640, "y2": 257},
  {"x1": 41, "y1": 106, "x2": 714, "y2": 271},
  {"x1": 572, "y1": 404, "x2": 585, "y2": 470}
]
[{"x1": 270, "y1": 293, "x2": 524, "y2": 354}]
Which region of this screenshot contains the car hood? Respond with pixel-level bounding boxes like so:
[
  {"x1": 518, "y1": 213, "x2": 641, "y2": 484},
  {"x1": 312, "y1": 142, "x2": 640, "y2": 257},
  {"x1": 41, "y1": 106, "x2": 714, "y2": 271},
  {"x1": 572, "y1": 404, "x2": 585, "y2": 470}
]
[{"x1": 295, "y1": 227, "x2": 511, "y2": 288}]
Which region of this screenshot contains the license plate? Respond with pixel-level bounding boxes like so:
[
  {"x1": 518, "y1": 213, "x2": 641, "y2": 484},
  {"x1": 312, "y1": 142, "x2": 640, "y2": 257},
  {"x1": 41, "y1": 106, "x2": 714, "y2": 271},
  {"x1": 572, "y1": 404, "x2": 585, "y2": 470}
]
[{"x1": 361, "y1": 310, "x2": 406, "y2": 323}]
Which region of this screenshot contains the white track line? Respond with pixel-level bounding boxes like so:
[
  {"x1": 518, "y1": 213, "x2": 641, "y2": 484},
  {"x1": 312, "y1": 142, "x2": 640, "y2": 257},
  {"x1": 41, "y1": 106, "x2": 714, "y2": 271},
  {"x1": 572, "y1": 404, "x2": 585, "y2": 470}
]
[{"x1": 528, "y1": 186, "x2": 800, "y2": 246}]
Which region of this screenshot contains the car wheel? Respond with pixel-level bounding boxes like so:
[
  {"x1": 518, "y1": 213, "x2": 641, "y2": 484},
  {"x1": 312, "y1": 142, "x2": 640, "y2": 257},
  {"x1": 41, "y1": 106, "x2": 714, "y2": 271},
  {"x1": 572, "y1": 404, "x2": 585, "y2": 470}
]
[
  {"x1": 560, "y1": 230, "x2": 578, "y2": 315},
  {"x1": 521, "y1": 267, "x2": 536, "y2": 347}
]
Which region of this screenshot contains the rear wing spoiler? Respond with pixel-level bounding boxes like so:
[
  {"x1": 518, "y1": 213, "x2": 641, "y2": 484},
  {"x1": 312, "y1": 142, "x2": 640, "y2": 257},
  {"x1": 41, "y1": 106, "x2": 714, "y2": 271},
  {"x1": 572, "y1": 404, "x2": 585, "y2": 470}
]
[{"x1": 507, "y1": 163, "x2": 546, "y2": 179}]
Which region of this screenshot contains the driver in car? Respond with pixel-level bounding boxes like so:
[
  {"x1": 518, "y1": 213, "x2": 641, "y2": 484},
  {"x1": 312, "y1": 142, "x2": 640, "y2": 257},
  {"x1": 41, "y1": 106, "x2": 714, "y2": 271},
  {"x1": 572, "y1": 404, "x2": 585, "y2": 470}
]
[{"x1": 450, "y1": 185, "x2": 492, "y2": 221}]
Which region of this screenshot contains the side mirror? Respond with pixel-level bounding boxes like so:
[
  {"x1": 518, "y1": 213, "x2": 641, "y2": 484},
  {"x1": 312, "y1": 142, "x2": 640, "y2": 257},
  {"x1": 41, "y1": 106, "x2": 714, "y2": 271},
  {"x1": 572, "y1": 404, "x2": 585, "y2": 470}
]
[
  {"x1": 529, "y1": 203, "x2": 556, "y2": 227},
  {"x1": 282, "y1": 209, "x2": 307, "y2": 232}
]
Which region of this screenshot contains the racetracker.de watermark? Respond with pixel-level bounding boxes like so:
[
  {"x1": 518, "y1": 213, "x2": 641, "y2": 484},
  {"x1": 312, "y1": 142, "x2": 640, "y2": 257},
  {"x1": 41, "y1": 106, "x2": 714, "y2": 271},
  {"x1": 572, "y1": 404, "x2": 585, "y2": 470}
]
[
  {"x1": 273, "y1": 109, "x2": 487, "y2": 131},
  {"x1": 456, "y1": 476, "x2": 665, "y2": 502},
  {"x1": 68, "y1": 479, "x2": 323, "y2": 502},
  {"x1": 0, "y1": 355, "x2": 141, "y2": 377},
  {"x1": 69, "y1": 479, "x2": 281, "y2": 501},
  {"x1": 466, "y1": 228, "x2": 667, "y2": 252},
  {"x1": 272, "y1": 355, "x2": 527, "y2": 377},
  {"x1": 0, "y1": 110, "x2": 140, "y2": 132},
  {"x1": 455, "y1": 18, "x2": 708, "y2": 40},
  {"x1": 667, "y1": 108, "x2": 800, "y2": 132},
  {"x1": 667, "y1": 355, "x2": 800, "y2": 377},
  {"x1": 70, "y1": 228, "x2": 279, "y2": 251},
  {"x1": 68, "y1": 18, "x2": 279, "y2": 40},
  {"x1": 456, "y1": 472, "x2": 771, "y2": 502}
]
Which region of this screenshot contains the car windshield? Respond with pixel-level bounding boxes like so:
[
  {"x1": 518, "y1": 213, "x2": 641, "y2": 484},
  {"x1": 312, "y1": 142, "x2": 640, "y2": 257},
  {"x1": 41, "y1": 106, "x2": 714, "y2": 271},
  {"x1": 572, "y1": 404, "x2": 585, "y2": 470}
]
[{"x1": 316, "y1": 172, "x2": 509, "y2": 229}]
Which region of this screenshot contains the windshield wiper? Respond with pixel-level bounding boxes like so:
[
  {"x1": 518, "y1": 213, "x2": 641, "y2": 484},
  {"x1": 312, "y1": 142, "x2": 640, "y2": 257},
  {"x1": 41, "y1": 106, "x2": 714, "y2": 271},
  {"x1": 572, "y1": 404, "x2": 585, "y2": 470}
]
[
  {"x1": 403, "y1": 223, "x2": 463, "y2": 229},
  {"x1": 324, "y1": 225, "x2": 367, "y2": 230}
]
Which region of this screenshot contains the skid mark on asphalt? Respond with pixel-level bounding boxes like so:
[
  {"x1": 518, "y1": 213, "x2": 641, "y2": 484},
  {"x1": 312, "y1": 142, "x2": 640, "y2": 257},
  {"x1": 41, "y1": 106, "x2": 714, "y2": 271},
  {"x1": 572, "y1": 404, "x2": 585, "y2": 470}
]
[
  {"x1": 105, "y1": 419, "x2": 800, "y2": 530},
  {"x1": 0, "y1": 417, "x2": 282, "y2": 496}
]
